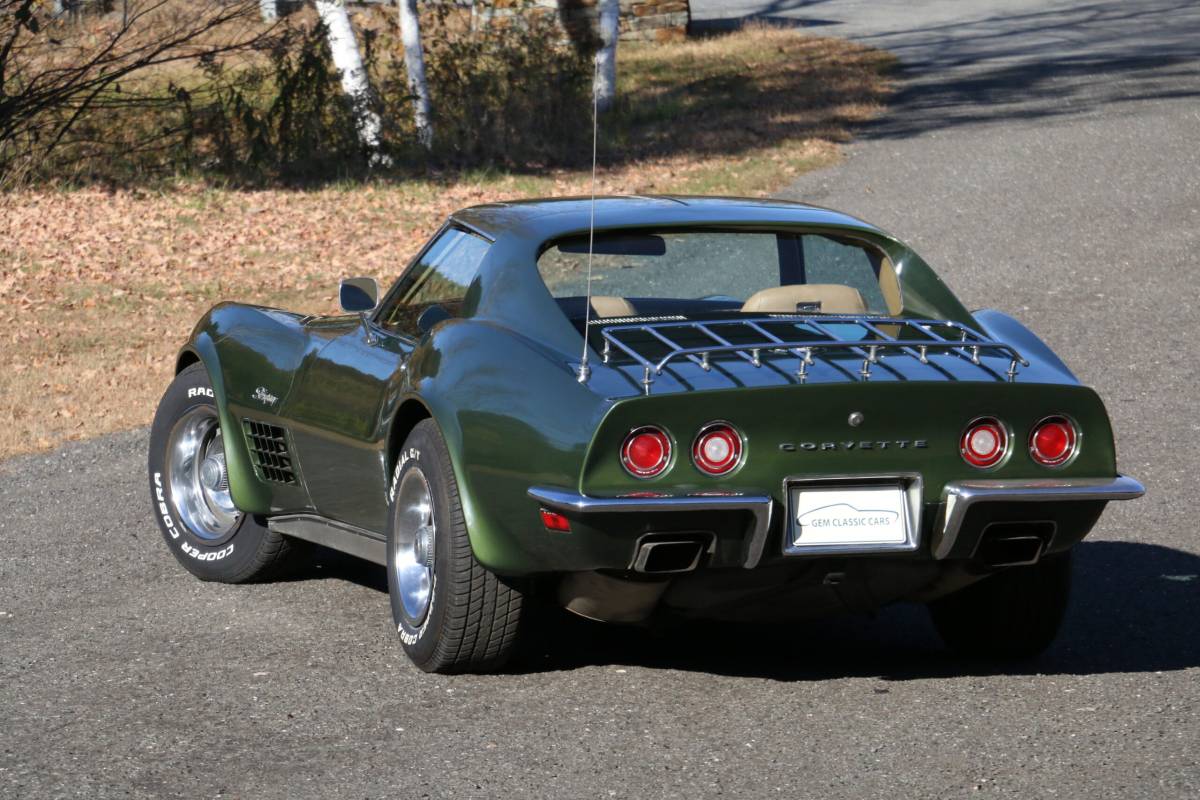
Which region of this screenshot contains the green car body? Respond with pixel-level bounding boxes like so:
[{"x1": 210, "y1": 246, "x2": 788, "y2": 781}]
[{"x1": 167, "y1": 196, "x2": 1142, "y2": 629}]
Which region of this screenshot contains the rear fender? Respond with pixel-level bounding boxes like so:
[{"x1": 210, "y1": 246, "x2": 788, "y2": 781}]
[
  {"x1": 972, "y1": 309, "x2": 1078, "y2": 383},
  {"x1": 403, "y1": 319, "x2": 607, "y2": 574}
]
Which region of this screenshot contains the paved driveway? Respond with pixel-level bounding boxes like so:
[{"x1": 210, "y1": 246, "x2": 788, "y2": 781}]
[{"x1": 3, "y1": 2, "x2": 1199, "y2": 797}]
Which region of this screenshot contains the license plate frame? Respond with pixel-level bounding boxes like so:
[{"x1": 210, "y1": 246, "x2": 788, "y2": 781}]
[{"x1": 783, "y1": 474, "x2": 922, "y2": 556}]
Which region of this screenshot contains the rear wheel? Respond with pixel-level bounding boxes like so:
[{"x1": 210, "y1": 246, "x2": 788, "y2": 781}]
[
  {"x1": 147, "y1": 363, "x2": 306, "y2": 582},
  {"x1": 928, "y1": 551, "x2": 1072, "y2": 660},
  {"x1": 387, "y1": 419, "x2": 524, "y2": 673}
]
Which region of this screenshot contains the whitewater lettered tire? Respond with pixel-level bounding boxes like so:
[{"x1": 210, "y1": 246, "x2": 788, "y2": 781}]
[
  {"x1": 147, "y1": 363, "x2": 305, "y2": 582},
  {"x1": 387, "y1": 419, "x2": 524, "y2": 674},
  {"x1": 928, "y1": 551, "x2": 1072, "y2": 660}
]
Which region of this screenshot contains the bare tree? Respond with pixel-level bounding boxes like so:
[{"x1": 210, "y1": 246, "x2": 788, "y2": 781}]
[
  {"x1": 0, "y1": 0, "x2": 269, "y2": 180},
  {"x1": 593, "y1": 0, "x2": 618, "y2": 111},
  {"x1": 313, "y1": 0, "x2": 388, "y2": 164},
  {"x1": 397, "y1": 0, "x2": 431, "y2": 148}
]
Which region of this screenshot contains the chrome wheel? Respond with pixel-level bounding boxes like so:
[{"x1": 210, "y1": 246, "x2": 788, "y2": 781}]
[
  {"x1": 393, "y1": 467, "x2": 436, "y2": 625},
  {"x1": 166, "y1": 406, "x2": 241, "y2": 541}
]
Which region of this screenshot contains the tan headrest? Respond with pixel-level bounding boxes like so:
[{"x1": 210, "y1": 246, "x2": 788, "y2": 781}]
[
  {"x1": 590, "y1": 296, "x2": 636, "y2": 318},
  {"x1": 741, "y1": 284, "x2": 867, "y2": 315}
]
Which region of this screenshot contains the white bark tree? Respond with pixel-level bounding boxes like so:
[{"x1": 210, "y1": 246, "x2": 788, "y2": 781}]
[
  {"x1": 314, "y1": 0, "x2": 389, "y2": 165},
  {"x1": 397, "y1": 0, "x2": 432, "y2": 149},
  {"x1": 594, "y1": 0, "x2": 619, "y2": 112},
  {"x1": 51, "y1": 0, "x2": 79, "y2": 19}
]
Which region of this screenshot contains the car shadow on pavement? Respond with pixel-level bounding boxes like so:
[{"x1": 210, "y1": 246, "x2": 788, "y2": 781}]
[
  {"x1": 513, "y1": 541, "x2": 1200, "y2": 681},
  {"x1": 292, "y1": 540, "x2": 1200, "y2": 679}
]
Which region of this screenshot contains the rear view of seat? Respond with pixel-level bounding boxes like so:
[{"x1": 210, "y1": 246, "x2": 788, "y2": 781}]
[
  {"x1": 740, "y1": 284, "x2": 867, "y2": 315},
  {"x1": 590, "y1": 296, "x2": 637, "y2": 318}
]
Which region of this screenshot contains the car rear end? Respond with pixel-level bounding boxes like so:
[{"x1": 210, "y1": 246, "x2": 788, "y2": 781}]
[{"x1": 529, "y1": 337, "x2": 1142, "y2": 622}]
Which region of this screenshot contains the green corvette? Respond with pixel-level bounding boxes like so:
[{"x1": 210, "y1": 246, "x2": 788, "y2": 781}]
[{"x1": 148, "y1": 196, "x2": 1143, "y2": 673}]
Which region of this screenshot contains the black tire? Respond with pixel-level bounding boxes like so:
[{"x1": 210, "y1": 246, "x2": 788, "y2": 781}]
[
  {"x1": 387, "y1": 419, "x2": 524, "y2": 674},
  {"x1": 928, "y1": 551, "x2": 1072, "y2": 660},
  {"x1": 147, "y1": 363, "x2": 305, "y2": 583}
]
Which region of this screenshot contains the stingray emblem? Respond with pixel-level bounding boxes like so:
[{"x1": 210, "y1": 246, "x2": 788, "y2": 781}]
[
  {"x1": 796, "y1": 503, "x2": 899, "y2": 529},
  {"x1": 252, "y1": 386, "x2": 279, "y2": 406}
]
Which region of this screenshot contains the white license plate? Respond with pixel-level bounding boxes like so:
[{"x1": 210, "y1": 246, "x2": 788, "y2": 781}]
[{"x1": 789, "y1": 483, "x2": 911, "y2": 549}]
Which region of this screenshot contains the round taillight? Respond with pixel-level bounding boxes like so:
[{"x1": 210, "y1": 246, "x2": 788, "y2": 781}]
[
  {"x1": 621, "y1": 426, "x2": 671, "y2": 478},
  {"x1": 692, "y1": 422, "x2": 743, "y2": 476},
  {"x1": 1030, "y1": 416, "x2": 1077, "y2": 467},
  {"x1": 960, "y1": 417, "x2": 1007, "y2": 469}
]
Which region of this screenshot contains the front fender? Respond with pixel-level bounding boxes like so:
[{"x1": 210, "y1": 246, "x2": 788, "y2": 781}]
[{"x1": 177, "y1": 332, "x2": 273, "y2": 515}]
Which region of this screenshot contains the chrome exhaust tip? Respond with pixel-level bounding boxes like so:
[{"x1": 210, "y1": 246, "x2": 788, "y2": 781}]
[
  {"x1": 632, "y1": 534, "x2": 711, "y2": 574},
  {"x1": 976, "y1": 523, "x2": 1051, "y2": 568}
]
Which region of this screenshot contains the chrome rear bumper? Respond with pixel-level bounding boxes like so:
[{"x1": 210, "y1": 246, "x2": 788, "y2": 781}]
[
  {"x1": 933, "y1": 474, "x2": 1144, "y2": 559},
  {"x1": 529, "y1": 474, "x2": 1144, "y2": 569},
  {"x1": 527, "y1": 487, "x2": 774, "y2": 569}
]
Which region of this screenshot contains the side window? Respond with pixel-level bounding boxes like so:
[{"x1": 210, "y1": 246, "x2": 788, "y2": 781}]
[
  {"x1": 802, "y1": 235, "x2": 889, "y2": 312},
  {"x1": 379, "y1": 228, "x2": 490, "y2": 338}
]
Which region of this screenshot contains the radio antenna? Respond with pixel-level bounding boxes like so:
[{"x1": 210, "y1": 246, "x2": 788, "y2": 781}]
[{"x1": 576, "y1": 58, "x2": 601, "y2": 383}]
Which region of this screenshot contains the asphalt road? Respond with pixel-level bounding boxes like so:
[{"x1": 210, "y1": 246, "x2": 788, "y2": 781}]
[{"x1": 4, "y1": 1, "x2": 1199, "y2": 797}]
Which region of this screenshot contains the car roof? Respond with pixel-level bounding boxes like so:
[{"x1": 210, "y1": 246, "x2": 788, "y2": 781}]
[{"x1": 449, "y1": 195, "x2": 889, "y2": 242}]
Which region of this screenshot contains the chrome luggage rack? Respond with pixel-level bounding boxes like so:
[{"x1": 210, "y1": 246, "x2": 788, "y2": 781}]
[{"x1": 594, "y1": 315, "x2": 1028, "y2": 389}]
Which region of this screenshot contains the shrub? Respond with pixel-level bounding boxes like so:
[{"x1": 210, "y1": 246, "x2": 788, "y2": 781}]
[
  {"x1": 1, "y1": 3, "x2": 594, "y2": 185},
  {"x1": 376, "y1": 8, "x2": 592, "y2": 168},
  {"x1": 181, "y1": 24, "x2": 366, "y2": 181}
]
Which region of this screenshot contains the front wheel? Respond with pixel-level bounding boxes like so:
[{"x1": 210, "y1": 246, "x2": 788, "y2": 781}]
[
  {"x1": 147, "y1": 363, "x2": 306, "y2": 582},
  {"x1": 928, "y1": 551, "x2": 1072, "y2": 660},
  {"x1": 387, "y1": 419, "x2": 524, "y2": 674}
]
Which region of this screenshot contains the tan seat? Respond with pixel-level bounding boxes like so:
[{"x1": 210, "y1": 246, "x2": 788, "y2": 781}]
[
  {"x1": 590, "y1": 296, "x2": 636, "y2": 318},
  {"x1": 740, "y1": 284, "x2": 868, "y2": 315}
]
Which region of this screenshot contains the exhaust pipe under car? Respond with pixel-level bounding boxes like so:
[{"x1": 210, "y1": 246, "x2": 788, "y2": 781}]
[
  {"x1": 975, "y1": 522, "x2": 1055, "y2": 568},
  {"x1": 558, "y1": 534, "x2": 712, "y2": 623},
  {"x1": 633, "y1": 537, "x2": 708, "y2": 574}
]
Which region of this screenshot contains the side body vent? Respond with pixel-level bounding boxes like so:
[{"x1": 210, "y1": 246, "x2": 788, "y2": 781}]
[{"x1": 243, "y1": 420, "x2": 296, "y2": 484}]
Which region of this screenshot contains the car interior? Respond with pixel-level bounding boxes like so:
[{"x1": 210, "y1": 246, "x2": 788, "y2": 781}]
[{"x1": 537, "y1": 229, "x2": 901, "y2": 332}]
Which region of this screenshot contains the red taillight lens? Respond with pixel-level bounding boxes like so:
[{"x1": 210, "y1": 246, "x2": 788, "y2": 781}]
[
  {"x1": 961, "y1": 417, "x2": 1007, "y2": 468},
  {"x1": 539, "y1": 508, "x2": 571, "y2": 532},
  {"x1": 621, "y1": 426, "x2": 671, "y2": 478},
  {"x1": 692, "y1": 422, "x2": 744, "y2": 476},
  {"x1": 1030, "y1": 416, "x2": 1077, "y2": 466}
]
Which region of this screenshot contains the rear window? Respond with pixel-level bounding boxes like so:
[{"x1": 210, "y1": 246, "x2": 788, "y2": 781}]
[{"x1": 536, "y1": 229, "x2": 898, "y2": 318}]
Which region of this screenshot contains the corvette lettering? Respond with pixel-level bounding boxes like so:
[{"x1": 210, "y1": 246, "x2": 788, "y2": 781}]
[{"x1": 779, "y1": 440, "x2": 928, "y2": 452}]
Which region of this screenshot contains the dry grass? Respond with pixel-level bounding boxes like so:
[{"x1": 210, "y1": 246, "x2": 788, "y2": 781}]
[{"x1": 0, "y1": 26, "x2": 892, "y2": 460}]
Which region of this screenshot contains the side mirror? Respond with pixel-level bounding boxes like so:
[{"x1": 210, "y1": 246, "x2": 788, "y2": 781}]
[{"x1": 339, "y1": 277, "x2": 378, "y2": 314}]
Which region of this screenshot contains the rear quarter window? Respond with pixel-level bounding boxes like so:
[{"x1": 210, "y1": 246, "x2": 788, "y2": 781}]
[{"x1": 803, "y1": 236, "x2": 890, "y2": 311}]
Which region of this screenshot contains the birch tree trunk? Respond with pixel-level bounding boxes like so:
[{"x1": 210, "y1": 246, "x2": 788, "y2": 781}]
[
  {"x1": 314, "y1": 0, "x2": 389, "y2": 165},
  {"x1": 259, "y1": 0, "x2": 278, "y2": 22},
  {"x1": 594, "y1": 0, "x2": 619, "y2": 112},
  {"x1": 52, "y1": 0, "x2": 78, "y2": 19},
  {"x1": 397, "y1": 0, "x2": 432, "y2": 149}
]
